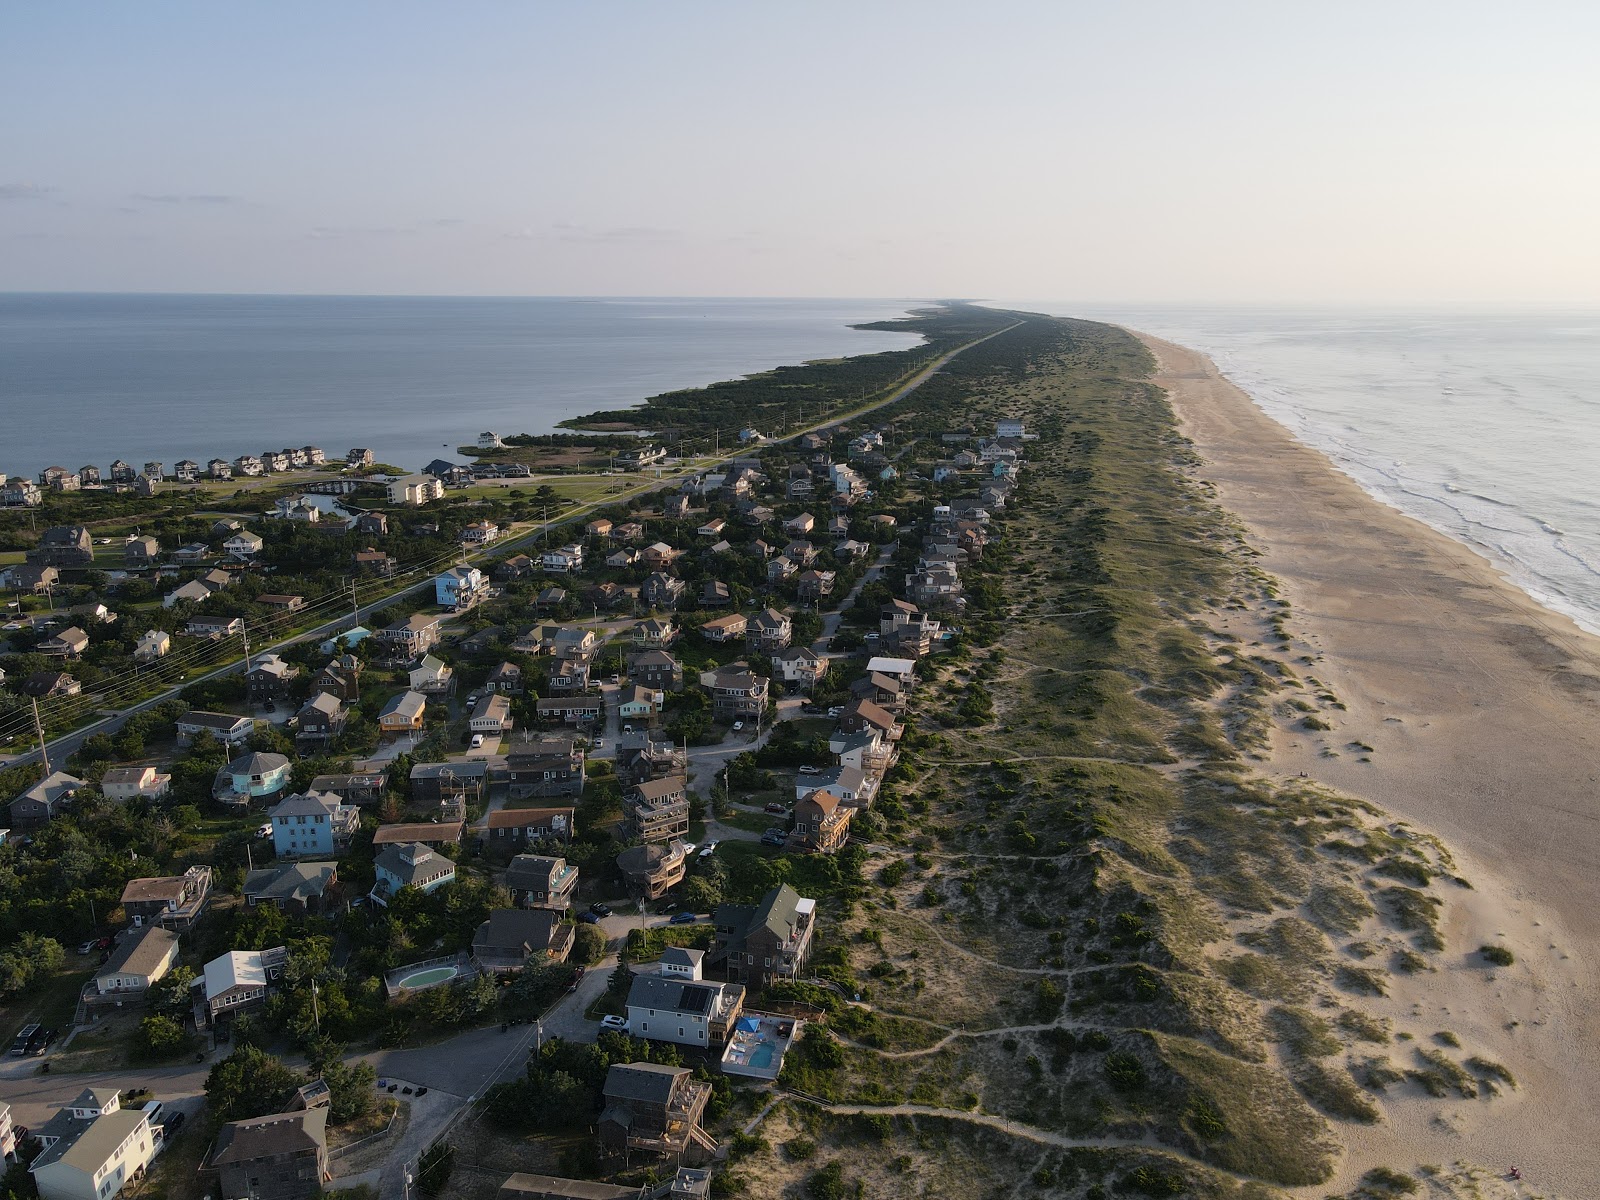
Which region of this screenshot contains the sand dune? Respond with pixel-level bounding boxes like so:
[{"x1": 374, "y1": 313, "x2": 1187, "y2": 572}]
[{"x1": 1140, "y1": 333, "x2": 1600, "y2": 1196}]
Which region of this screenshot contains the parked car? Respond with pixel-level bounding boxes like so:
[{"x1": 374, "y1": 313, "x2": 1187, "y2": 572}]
[
  {"x1": 761, "y1": 828, "x2": 787, "y2": 846},
  {"x1": 76, "y1": 940, "x2": 98, "y2": 955},
  {"x1": 802, "y1": 704, "x2": 824, "y2": 715},
  {"x1": 669, "y1": 911, "x2": 697, "y2": 925},
  {"x1": 592, "y1": 737, "x2": 604, "y2": 749},
  {"x1": 26, "y1": 1027, "x2": 58, "y2": 1056},
  {"x1": 466, "y1": 693, "x2": 480, "y2": 706},
  {"x1": 162, "y1": 1112, "x2": 186, "y2": 1136},
  {"x1": 764, "y1": 802, "x2": 787, "y2": 814},
  {"x1": 600, "y1": 1015, "x2": 629, "y2": 1032},
  {"x1": 827, "y1": 706, "x2": 843, "y2": 718},
  {"x1": 578, "y1": 911, "x2": 601, "y2": 925},
  {"x1": 470, "y1": 734, "x2": 485, "y2": 749},
  {"x1": 622, "y1": 723, "x2": 634, "y2": 734},
  {"x1": 589, "y1": 902, "x2": 612, "y2": 917},
  {"x1": 698, "y1": 841, "x2": 718, "y2": 859},
  {"x1": 256, "y1": 823, "x2": 273, "y2": 839},
  {"x1": 732, "y1": 720, "x2": 744, "y2": 732},
  {"x1": 798, "y1": 765, "x2": 820, "y2": 775},
  {"x1": 10, "y1": 1023, "x2": 40, "y2": 1056}
]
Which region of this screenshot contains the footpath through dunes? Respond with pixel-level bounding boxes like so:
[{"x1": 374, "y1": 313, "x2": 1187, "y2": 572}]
[
  {"x1": 1139, "y1": 333, "x2": 1600, "y2": 1196},
  {"x1": 719, "y1": 313, "x2": 1574, "y2": 1200}
]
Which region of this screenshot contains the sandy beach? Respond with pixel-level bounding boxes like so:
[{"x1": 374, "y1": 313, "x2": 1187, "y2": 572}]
[{"x1": 1140, "y1": 333, "x2": 1600, "y2": 1194}]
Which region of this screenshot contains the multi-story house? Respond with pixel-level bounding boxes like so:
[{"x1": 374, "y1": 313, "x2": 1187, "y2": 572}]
[
  {"x1": 640, "y1": 572, "x2": 686, "y2": 610},
  {"x1": 268, "y1": 792, "x2": 358, "y2": 858},
  {"x1": 796, "y1": 569, "x2": 836, "y2": 601},
  {"x1": 123, "y1": 535, "x2": 160, "y2": 566},
  {"x1": 627, "y1": 958, "x2": 744, "y2": 1051},
  {"x1": 787, "y1": 788, "x2": 854, "y2": 855},
  {"x1": 469, "y1": 694, "x2": 513, "y2": 735},
  {"x1": 346, "y1": 447, "x2": 374, "y2": 467},
  {"x1": 294, "y1": 692, "x2": 348, "y2": 748},
  {"x1": 435, "y1": 565, "x2": 485, "y2": 609},
  {"x1": 624, "y1": 775, "x2": 690, "y2": 843},
  {"x1": 186, "y1": 615, "x2": 245, "y2": 640},
  {"x1": 597, "y1": 1063, "x2": 716, "y2": 1166},
  {"x1": 207, "y1": 458, "x2": 234, "y2": 480},
  {"x1": 26, "y1": 525, "x2": 93, "y2": 568},
  {"x1": 30, "y1": 1089, "x2": 156, "y2": 1200},
  {"x1": 629, "y1": 648, "x2": 683, "y2": 692},
  {"x1": 507, "y1": 739, "x2": 585, "y2": 799},
  {"x1": 99, "y1": 765, "x2": 172, "y2": 803},
  {"x1": 615, "y1": 840, "x2": 689, "y2": 902},
  {"x1": 202, "y1": 946, "x2": 287, "y2": 1023},
  {"x1": 108, "y1": 459, "x2": 137, "y2": 483},
  {"x1": 207, "y1": 1109, "x2": 331, "y2": 1200},
  {"x1": 712, "y1": 884, "x2": 817, "y2": 991},
  {"x1": 39, "y1": 626, "x2": 89, "y2": 658},
  {"x1": 119, "y1": 866, "x2": 212, "y2": 929},
  {"x1": 774, "y1": 645, "x2": 824, "y2": 690},
  {"x1": 246, "y1": 653, "x2": 299, "y2": 702},
  {"x1": 78, "y1": 465, "x2": 103, "y2": 486},
  {"x1": 174, "y1": 459, "x2": 200, "y2": 482},
  {"x1": 745, "y1": 608, "x2": 792, "y2": 652},
  {"x1": 541, "y1": 544, "x2": 584, "y2": 573},
  {"x1": 224, "y1": 530, "x2": 264, "y2": 559},
  {"x1": 711, "y1": 668, "x2": 767, "y2": 722},
  {"x1": 506, "y1": 854, "x2": 579, "y2": 910},
  {"x1": 379, "y1": 613, "x2": 442, "y2": 659},
  {"x1": 233, "y1": 454, "x2": 265, "y2": 477},
  {"x1": 371, "y1": 842, "x2": 456, "y2": 903},
  {"x1": 614, "y1": 733, "x2": 687, "y2": 788}
]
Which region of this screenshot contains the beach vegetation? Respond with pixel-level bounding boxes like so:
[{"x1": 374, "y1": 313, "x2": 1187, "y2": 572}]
[{"x1": 1478, "y1": 943, "x2": 1514, "y2": 966}]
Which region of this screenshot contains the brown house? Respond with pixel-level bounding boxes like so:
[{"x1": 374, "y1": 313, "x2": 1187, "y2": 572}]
[
  {"x1": 207, "y1": 1109, "x2": 331, "y2": 1200},
  {"x1": 508, "y1": 739, "x2": 586, "y2": 799},
  {"x1": 712, "y1": 884, "x2": 816, "y2": 992},
  {"x1": 486, "y1": 807, "x2": 576, "y2": 845},
  {"x1": 119, "y1": 866, "x2": 212, "y2": 929},
  {"x1": 625, "y1": 775, "x2": 690, "y2": 844},
  {"x1": 471, "y1": 908, "x2": 575, "y2": 972},
  {"x1": 598, "y1": 1062, "x2": 717, "y2": 1166},
  {"x1": 787, "y1": 788, "x2": 853, "y2": 855}
]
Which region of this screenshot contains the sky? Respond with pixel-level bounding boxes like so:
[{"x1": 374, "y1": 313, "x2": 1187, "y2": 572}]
[{"x1": 4, "y1": 1, "x2": 1599, "y2": 302}]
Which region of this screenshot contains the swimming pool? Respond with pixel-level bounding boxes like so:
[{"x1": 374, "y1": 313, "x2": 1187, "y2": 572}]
[
  {"x1": 748, "y1": 1040, "x2": 776, "y2": 1070},
  {"x1": 396, "y1": 965, "x2": 457, "y2": 989}
]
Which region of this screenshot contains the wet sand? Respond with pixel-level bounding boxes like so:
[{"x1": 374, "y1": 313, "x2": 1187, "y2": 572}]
[{"x1": 1140, "y1": 332, "x2": 1600, "y2": 1195}]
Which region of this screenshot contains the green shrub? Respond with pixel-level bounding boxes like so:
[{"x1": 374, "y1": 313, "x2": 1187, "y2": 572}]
[{"x1": 1479, "y1": 943, "x2": 1514, "y2": 966}]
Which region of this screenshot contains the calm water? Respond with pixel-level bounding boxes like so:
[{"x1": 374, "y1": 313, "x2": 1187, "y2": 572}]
[
  {"x1": 1002, "y1": 303, "x2": 1600, "y2": 636},
  {"x1": 0, "y1": 294, "x2": 922, "y2": 475}
]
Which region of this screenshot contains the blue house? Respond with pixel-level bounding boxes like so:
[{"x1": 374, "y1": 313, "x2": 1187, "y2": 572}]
[
  {"x1": 435, "y1": 566, "x2": 485, "y2": 610},
  {"x1": 213, "y1": 752, "x2": 293, "y2": 806},
  {"x1": 269, "y1": 792, "x2": 359, "y2": 858}
]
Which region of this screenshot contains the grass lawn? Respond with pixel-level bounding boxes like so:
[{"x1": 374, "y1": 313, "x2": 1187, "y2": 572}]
[
  {"x1": 720, "y1": 810, "x2": 781, "y2": 834},
  {"x1": 124, "y1": 1119, "x2": 209, "y2": 1200},
  {"x1": 0, "y1": 959, "x2": 96, "y2": 1045}
]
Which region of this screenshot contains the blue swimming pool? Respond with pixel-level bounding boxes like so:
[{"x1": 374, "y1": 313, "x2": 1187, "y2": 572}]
[{"x1": 749, "y1": 1040, "x2": 776, "y2": 1070}]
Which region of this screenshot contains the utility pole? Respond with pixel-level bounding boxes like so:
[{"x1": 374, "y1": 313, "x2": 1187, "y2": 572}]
[
  {"x1": 30, "y1": 693, "x2": 50, "y2": 775},
  {"x1": 241, "y1": 623, "x2": 253, "y2": 676}
]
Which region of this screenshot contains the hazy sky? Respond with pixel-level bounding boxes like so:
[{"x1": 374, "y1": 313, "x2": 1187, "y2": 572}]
[{"x1": 4, "y1": 1, "x2": 1599, "y2": 301}]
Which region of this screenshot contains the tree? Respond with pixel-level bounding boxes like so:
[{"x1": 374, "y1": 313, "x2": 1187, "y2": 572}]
[
  {"x1": 572, "y1": 923, "x2": 606, "y2": 966},
  {"x1": 138, "y1": 1015, "x2": 185, "y2": 1056},
  {"x1": 320, "y1": 1057, "x2": 378, "y2": 1124},
  {"x1": 205, "y1": 1045, "x2": 303, "y2": 1124}
]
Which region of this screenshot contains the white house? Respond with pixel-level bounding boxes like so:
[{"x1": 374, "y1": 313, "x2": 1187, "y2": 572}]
[
  {"x1": 224, "y1": 531, "x2": 264, "y2": 560},
  {"x1": 468, "y1": 694, "x2": 512, "y2": 734},
  {"x1": 99, "y1": 765, "x2": 172, "y2": 803},
  {"x1": 541, "y1": 544, "x2": 584, "y2": 573},
  {"x1": 133, "y1": 629, "x2": 170, "y2": 662},
  {"x1": 93, "y1": 926, "x2": 179, "y2": 996},
  {"x1": 408, "y1": 654, "x2": 453, "y2": 694},
  {"x1": 625, "y1": 951, "x2": 744, "y2": 1050},
  {"x1": 387, "y1": 474, "x2": 444, "y2": 506},
  {"x1": 29, "y1": 1089, "x2": 156, "y2": 1200}
]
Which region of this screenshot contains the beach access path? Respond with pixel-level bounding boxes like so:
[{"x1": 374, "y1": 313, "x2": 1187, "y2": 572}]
[{"x1": 1142, "y1": 332, "x2": 1600, "y2": 1198}]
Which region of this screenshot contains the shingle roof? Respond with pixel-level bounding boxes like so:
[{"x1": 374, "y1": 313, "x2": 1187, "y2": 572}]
[
  {"x1": 97, "y1": 926, "x2": 177, "y2": 981},
  {"x1": 210, "y1": 1108, "x2": 328, "y2": 1166},
  {"x1": 603, "y1": 1061, "x2": 688, "y2": 1106}
]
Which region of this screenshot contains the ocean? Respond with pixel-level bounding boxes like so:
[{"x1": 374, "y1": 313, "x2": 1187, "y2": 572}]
[
  {"x1": 1014, "y1": 304, "x2": 1600, "y2": 637},
  {"x1": 0, "y1": 294, "x2": 922, "y2": 477}
]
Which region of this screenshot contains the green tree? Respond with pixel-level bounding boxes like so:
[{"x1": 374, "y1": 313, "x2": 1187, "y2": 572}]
[
  {"x1": 572, "y1": 923, "x2": 606, "y2": 965},
  {"x1": 138, "y1": 1015, "x2": 185, "y2": 1056},
  {"x1": 205, "y1": 1045, "x2": 303, "y2": 1125}
]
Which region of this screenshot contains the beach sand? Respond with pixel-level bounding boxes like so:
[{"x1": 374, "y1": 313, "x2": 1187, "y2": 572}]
[{"x1": 1139, "y1": 333, "x2": 1600, "y2": 1196}]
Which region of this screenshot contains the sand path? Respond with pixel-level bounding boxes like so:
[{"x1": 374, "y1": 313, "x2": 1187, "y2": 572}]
[{"x1": 1139, "y1": 332, "x2": 1600, "y2": 1195}]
